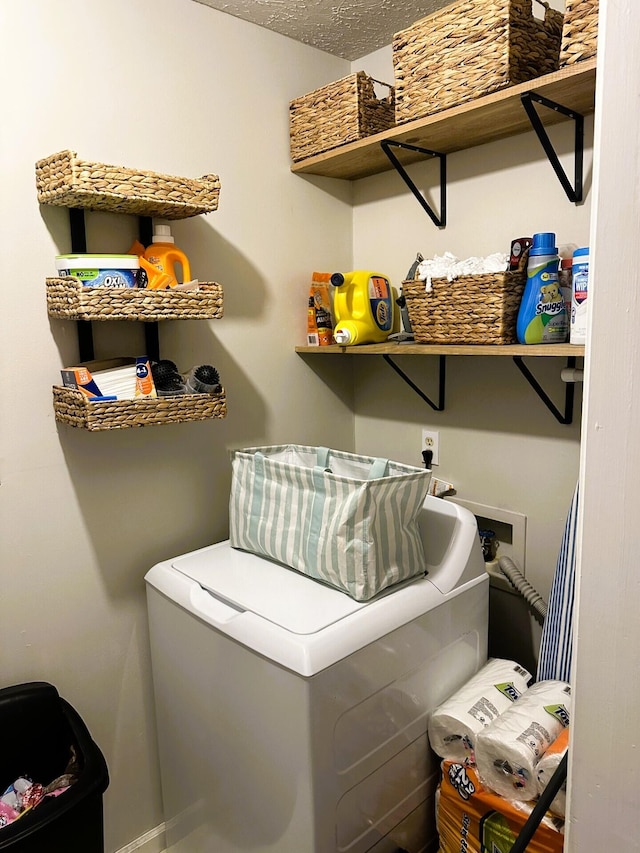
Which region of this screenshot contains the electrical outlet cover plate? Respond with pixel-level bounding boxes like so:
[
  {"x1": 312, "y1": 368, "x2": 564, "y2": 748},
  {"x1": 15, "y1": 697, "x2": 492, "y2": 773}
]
[{"x1": 422, "y1": 429, "x2": 439, "y2": 465}]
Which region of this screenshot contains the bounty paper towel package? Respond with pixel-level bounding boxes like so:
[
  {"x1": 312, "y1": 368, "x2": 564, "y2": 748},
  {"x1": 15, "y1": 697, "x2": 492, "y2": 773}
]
[
  {"x1": 475, "y1": 680, "x2": 571, "y2": 802},
  {"x1": 428, "y1": 658, "x2": 532, "y2": 764},
  {"x1": 437, "y1": 760, "x2": 564, "y2": 853}
]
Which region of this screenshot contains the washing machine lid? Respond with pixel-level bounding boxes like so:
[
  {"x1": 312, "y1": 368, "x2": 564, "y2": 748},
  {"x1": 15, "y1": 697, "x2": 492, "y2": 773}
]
[
  {"x1": 170, "y1": 543, "x2": 373, "y2": 635},
  {"x1": 146, "y1": 496, "x2": 487, "y2": 675}
]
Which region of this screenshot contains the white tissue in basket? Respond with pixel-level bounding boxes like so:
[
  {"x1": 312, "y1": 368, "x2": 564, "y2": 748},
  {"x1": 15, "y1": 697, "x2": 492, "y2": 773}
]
[{"x1": 417, "y1": 252, "x2": 509, "y2": 291}]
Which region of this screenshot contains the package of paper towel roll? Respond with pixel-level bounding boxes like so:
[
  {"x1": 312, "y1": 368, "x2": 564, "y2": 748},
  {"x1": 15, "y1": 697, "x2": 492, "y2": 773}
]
[
  {"x1": 536, "y1": 725, "x2": 570, "y2": 817},
  {"x1": 428, "y1": 658, "x2": 532, "y2": 765},
  {"x1": 474, "y1": 679, "x2": 571, "y2": 802}
]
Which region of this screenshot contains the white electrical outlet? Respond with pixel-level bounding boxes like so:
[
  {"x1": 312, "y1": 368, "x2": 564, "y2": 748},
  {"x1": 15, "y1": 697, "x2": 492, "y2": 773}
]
[{"x1": 421, "y1": 429, "x2": 439, "y2": 465}]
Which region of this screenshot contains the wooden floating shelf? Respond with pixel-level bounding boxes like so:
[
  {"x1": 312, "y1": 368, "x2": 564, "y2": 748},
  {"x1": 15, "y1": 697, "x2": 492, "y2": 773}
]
[
  {"x1": 291, "y1": 60, "x2": 597, "y2": 181},
  {"x1": 295, "y1": 343, "x2": 585, "y2": 357}
]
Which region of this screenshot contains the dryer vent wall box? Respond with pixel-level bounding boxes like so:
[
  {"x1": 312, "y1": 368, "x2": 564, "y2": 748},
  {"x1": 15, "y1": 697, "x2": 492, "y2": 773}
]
[{"x1": 145, "y1": 496, "x2": 489, "y2": 853}]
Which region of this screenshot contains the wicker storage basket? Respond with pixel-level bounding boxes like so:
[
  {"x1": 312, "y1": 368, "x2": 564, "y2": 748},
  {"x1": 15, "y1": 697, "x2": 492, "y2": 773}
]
[
  {"x1": 36, "y1": 150, "x2": 220, "y2": 219},
  {"x1": 393, "y1": 0, "x2": 564, "y2": 123},
  {"x1": 559, "y1": 0, "x2": 598, "y2": 66},
  {"x1": 402, "y1": 258, "x2": 527, "y2": 345},
  {"x1": 53, "y1": 386, "x2": 227, "y2": 430},
  {"x1": 46, "y1": 277, "x2": 223, "y2": 321},
  {"x1": 289, "y1": 72, "x2": 395, "y2": 162}
]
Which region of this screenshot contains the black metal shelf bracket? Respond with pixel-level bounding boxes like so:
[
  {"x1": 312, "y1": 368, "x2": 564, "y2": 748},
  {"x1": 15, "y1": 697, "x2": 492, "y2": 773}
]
[
  {"x1": 521, "y1": 92, "x2": 584, "y2": 203},
  {"x1": 380, "y1": 139, "x2": 447, "y2": 227},
  {"x1": 139, "y1": 215, "x2": 153, "y2": 248},
  {"x1": 67, "y1": 211, "x2": 160, "y2": 363},
  {"x1": 69, "y1": 207, "x2": 87, "y2": 253},
  {"x1": 139, "y1": 215, "x2": 160, "y2": 362},
  {"x1": 69, "y1": 208, "x2": 95, "y2": 362},
  {"x1": 383, "y1": 354, "x2": 446, "y2": 411},
  {"x1": 145, "y1": 323, "x2": 160, "y2": 364},
  {"x1": 513, "y1": 356, "x2": 577, "y2": 425}
]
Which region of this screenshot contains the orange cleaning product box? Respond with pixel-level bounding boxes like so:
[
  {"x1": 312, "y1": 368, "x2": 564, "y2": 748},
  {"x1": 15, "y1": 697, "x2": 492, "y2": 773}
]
[
  {"x1": 307, "y1": 272, "x2": 334, "y2": 345},
  {"x1": 60, "y1": 366, "x2": 104, "y2": 398},
  {"x1": 437, "y1": 761, "x2": 564, "y2": 853}
]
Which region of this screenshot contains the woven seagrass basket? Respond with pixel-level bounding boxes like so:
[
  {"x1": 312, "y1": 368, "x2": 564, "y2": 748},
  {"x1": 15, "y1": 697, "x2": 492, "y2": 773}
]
[
  {"x1": 289, "y1": 72, "x2": 395, "y2": 162},
  {"x1": 53, "y1": 386, "x2": 227, "y2": 431},
  {"x1": 46, "y1": 277, "x2": 224, "y2": 321},
  {"x1": 402, "y1": 256, "x2": 528, "y2": 345},
  {"x1": 36, "y1": 150, "x2": 220, "y2": 219},
  {"x1": 559, "y1": 0, "x2": 598, "y2": 66},
  {"x1": 393, "y1": 0, "x2": 564, "y2": 124}
]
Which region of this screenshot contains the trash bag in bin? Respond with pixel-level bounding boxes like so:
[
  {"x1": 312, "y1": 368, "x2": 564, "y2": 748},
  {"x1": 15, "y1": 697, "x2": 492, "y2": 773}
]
[{"x1": 0, "y1": 682, "x2": 109, "y2": 853}]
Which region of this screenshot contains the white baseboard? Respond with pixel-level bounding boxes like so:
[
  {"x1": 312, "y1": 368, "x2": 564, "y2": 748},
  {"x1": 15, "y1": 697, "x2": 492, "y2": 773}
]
[{"x1": 114, "y1": 823, "x2": 166, "y2": 853}]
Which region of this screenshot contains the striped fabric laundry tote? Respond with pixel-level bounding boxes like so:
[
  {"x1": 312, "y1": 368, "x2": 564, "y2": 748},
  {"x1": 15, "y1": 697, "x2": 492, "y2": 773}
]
[{"x1": 229, "y1": 445, "x2": 432, "y2": 601}]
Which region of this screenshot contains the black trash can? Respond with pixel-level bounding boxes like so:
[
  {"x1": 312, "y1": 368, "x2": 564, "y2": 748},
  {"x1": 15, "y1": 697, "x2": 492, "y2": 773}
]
[{"x1": 0, "y1": 682, "x2": 109, "y2": 852}]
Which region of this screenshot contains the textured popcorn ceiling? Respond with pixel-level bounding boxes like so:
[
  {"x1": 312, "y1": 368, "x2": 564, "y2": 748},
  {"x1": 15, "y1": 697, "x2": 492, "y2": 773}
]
[{"x1": 192, "y1": 0, "x2": 455, "y2": 60}]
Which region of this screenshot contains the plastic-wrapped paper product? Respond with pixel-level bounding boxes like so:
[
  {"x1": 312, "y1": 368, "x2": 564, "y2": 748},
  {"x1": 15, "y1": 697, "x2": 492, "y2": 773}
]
[
  {"x1": 536, "y1": 726, "x2": 570, "y2": 817},
  {"x1": 437, "y1": 760, "x2": 565, "y2": 853},
  {"x1": 475, "y1": 680, "x2": 571, "y2": 802},
  {"x1": 428, "y1": 658, "x2": 532, "y2": 764}
]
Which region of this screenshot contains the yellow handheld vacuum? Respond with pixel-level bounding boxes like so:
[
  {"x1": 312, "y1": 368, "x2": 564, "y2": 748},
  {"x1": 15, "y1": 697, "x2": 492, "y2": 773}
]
[{"x1": 330, "y1": 270, "x2": 399, "y2": 346}]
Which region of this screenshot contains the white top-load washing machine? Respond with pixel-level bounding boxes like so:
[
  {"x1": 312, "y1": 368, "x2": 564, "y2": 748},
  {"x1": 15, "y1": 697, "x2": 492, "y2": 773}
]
[{"x1": 145, "y1": 495, "x2": 488, "y2": 853}]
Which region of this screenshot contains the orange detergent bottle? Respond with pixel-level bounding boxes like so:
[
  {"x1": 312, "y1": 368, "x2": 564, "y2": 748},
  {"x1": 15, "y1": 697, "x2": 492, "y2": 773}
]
[{"x1": 144, "y1": 225, "x2": 191, "y2": 288}]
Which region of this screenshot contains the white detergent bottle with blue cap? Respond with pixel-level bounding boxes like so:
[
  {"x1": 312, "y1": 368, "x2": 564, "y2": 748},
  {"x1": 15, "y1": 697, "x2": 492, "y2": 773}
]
[
  {"x1": 516, "y1": 232, "x2": 568, "y2": 345},
  {"x1": 570, "y1": 247, "x2": 590, "y2": 344}
]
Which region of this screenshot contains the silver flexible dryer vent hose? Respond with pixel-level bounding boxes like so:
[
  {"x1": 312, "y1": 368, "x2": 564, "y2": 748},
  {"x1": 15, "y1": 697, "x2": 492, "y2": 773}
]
[{"x1": 497, "y1": 556, "x2": 548, "y2": 622}]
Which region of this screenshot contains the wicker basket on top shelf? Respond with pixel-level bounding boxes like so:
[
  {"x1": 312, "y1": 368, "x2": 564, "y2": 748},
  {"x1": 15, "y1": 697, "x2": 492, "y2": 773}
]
[
  {"x1": 36, "y1": 150, "x2": 220, "y2": 219},
  {"x1": 46, "y1": 277, "x2": 224, "y2": 321},
  {"x1": 53, "y1": 386, "x2": 227, "y2": 431},
  {"x1": 289, "y1": 72, "x2": 395, "y2": 162},
  {"x1": 392, "y1": 0, "x2": 564, "y2": 123},
  {"x1": 559, "y1": 0, "x2": 598, "y2": 67}
]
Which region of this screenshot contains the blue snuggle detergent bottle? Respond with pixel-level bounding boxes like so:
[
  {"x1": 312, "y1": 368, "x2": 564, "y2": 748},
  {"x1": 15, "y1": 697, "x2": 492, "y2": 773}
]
[{"x1": 516, "y1": 232, "x2": 568, "y2": 345}]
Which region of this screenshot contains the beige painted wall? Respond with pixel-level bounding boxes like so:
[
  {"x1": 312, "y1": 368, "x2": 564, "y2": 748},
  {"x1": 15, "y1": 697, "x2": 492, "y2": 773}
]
[
  {"x1": 350, "y1": 116, "x2": 591, "y2": 592},
  {"x1": 347, "y1": 41, "x2": 590, "y2": 665},
  {"x1": 0, "y1": 1, "x2": 354, "y2": 850},
  {"x1": 0, "y1": 0, "x2": 598, "y2": 850}
]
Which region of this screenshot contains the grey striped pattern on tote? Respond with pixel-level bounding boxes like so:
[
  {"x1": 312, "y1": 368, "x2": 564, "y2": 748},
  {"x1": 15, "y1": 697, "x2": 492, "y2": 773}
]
[{"x1": 229, "y1": 445, "x2": 432, "y2": 601}]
